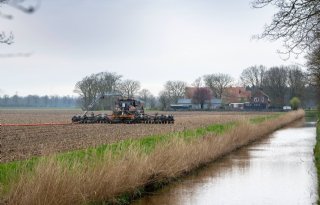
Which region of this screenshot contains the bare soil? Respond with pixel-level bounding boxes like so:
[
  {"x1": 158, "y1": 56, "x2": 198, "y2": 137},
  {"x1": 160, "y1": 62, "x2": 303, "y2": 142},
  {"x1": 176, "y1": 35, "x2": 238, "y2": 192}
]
[{"x1": 0, "y1": 109, "x2": 271, "y2": 163}]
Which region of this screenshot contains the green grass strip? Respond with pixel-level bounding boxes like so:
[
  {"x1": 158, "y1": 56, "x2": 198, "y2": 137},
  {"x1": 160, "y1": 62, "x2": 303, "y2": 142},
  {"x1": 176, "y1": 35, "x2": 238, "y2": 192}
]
[{"x1": 249, "y1": 113, "x2": 281, "y2": 124}]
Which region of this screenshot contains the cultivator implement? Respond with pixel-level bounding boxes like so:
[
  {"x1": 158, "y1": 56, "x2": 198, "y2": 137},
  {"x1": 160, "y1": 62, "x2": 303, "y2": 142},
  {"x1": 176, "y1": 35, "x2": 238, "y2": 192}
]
[
  {"x1": 72, "y1": 96, "x2": 174, "y2": 124},
  {"x1": 71, "y1": 113, "x2": 174, "y2": 124}
]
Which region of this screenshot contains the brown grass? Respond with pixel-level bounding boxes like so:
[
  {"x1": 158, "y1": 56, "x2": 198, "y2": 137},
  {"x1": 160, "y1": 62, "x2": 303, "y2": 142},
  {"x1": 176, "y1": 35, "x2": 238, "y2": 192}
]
[{"x1": 4, "y1": 110, "x2": 304, "y2": 205}]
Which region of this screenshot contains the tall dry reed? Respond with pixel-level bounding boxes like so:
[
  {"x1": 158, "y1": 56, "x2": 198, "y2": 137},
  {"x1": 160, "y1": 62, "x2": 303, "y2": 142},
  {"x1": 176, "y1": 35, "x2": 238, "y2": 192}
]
[{"x1": 6, "y1": 110, "x2": 305, "y2": 205}]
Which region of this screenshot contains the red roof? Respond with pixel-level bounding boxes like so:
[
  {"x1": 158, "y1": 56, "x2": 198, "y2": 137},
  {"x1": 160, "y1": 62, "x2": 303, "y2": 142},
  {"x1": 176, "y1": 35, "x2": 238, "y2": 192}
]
[{"x1": 222, "y1": 87, "x2": 251, "y2": 103}]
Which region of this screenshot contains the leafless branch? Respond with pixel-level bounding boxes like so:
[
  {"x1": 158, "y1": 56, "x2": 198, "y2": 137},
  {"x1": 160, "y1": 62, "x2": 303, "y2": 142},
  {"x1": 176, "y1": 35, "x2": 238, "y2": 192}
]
[
  {"x1": 0, "y1": 0, "x2": 40, "y2": 45},
  {"x1": 252, "y1": 0, "x2": 320, "y2": 56},
  {"x1": 0, "y1": 31, "x2": 13, "y2": 44}
]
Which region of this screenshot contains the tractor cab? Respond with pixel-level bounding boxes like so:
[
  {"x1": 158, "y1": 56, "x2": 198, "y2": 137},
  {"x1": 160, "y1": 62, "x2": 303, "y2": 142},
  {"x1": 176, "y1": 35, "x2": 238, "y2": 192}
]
[{"x1": 114, "y1": 98, "x2": 144, "y2": 115}]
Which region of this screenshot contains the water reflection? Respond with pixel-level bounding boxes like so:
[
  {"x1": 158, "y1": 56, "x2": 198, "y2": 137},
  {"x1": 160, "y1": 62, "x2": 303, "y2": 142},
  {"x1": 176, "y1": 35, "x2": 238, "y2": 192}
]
[{"x1": 132, "y1": 119, "x2": 318, "y2": 205}]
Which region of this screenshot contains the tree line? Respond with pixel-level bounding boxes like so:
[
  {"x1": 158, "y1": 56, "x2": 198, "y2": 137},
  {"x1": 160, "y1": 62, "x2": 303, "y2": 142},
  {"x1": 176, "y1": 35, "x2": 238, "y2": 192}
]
[
  {"x1": 158, "y1": 65, "x2": 316, "y2": 110},
  {"x1": 0, "y1": 95, "x2": 78, "y2": 108},
  {"x1": 73, "y1": 64, "x2": 317, "y2": 111},
  {"x1": 1, "y1": 65, "x2": 316, "y2": 109}
]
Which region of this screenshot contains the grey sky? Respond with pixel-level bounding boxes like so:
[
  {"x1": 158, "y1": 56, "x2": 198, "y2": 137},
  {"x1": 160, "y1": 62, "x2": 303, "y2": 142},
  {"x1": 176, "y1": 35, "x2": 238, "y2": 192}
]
[{"x1": 0, "y1": 0, "x2": 304, "y2": 97}]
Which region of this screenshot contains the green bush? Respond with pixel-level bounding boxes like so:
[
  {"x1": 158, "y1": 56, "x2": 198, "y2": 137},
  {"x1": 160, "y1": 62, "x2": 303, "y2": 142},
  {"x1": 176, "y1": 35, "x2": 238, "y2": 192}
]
[{"x1": 290, "y1": 97, "x2": 301, "y2": 110}]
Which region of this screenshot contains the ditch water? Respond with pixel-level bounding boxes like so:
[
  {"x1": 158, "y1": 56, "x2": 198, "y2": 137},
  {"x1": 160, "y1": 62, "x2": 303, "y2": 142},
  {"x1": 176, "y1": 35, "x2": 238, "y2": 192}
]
[{"x1": 132, "y1": 118, "x2": 318, "y2": 205}]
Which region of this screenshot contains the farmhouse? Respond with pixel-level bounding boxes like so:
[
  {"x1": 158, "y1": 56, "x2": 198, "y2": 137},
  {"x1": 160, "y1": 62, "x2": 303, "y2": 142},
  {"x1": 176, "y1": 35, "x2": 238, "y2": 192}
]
[
  {"x1": 222, "y1": 87, "x2": 251, "y2": 104},
  {"x1": 244, "y1": 89, "x2": 270, "y2": 110}
]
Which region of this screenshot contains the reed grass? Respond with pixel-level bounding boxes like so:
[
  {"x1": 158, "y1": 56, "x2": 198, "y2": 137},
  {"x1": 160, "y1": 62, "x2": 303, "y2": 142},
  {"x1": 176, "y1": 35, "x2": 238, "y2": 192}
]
[
  {"x1": 1, "y1": 110, "x2": 304, "y2": 205},
  {"x1": 313, "y1": 112, "x2": 320, "y2": 205},
  {"x1": 305, "y1": 109, "x2": 319, "y2": 118}
]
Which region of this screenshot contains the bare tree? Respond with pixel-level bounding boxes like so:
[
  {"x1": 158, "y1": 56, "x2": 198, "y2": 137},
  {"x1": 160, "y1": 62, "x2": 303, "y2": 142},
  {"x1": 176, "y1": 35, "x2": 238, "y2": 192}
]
[
  {"x1": 252, "y1": 0, "x2": 320, "y2": 56},
  {"x1": 158, "y1": 90, "x2": 171, "y2": 110},
  {"x1": 240, "y1": 65, "x2": 266, "y2": 88},
  {"x1": 191, "y1": 77, "x2": 203, "y2": 88},
  {"x1": 262, "y1": 66, "x2": 288, "y2": 107},
  {"x1": 148, "y1": 95, "x2": 157, "y2": 109},
  {"x1": 118, "y1": 79, "x2": 141, "y2": 98},
  {"x1": 306, "y1": 45, "x2": 320, "y2": 87},
  {"x1": 306, "y1": 47, "x2": 320, "y2": 104},
  {"x1": 0, "y1": 32, "x2": 13, "y2": 44},
  {"x1": 164, "y1": 80, "x2": 187, "y2": 104},
  {"x1": 192, "y1": 87, "x2": 212, "y2": 109},
  {"x1": 74, "y1": 74, "x2": 100, "y2": 110},
  {"x1": 138, "y1": 89, "x2": 151, "y2": 101},
  {"x1": 95, "y1": 72, "x2": 122, "y2": 95},
  {"x1": 203, "y1": 73, "x2": 233, "y2": 98},
  {"x1": 74, "y1": 71, "x2": 122, "y2": 110},
  {"x1": 138, "y1": 88, "x2": 154, "y2": 109},
  {"x1": 287, "y1": 65, "x2": 307, "y2": 100},
  {"x1": 304, "y1": 85, "x2": 319, "y2": 108}
]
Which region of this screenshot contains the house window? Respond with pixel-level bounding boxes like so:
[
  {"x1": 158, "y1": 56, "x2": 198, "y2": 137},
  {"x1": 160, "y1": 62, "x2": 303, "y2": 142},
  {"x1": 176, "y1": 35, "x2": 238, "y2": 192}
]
[
  {"x1": 261, "y1": 97, "x2": 264, "y2": 103},
  {"x1": 254, "y1": 97, "x2": 259, "y2": 102}
]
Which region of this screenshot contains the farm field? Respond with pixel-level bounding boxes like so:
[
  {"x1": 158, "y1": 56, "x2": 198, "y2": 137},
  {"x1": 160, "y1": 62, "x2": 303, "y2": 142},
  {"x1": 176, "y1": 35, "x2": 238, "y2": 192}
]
[
  {"x1": 0, "y1": 109, "x2": 305, "y2": 205},
  {"x1": 1, "y1": 109, "x2": 274, "y2": 163}
]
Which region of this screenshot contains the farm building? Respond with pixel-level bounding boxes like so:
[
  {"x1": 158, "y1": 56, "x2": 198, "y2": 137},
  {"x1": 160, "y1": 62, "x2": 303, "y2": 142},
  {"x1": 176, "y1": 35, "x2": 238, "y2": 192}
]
[
  {"x1": 170, "y1": 98, "x2": 222, "y2": 110},
  {"x1": 170, "y1": 99, "x2": 193, "y2": 110},
  {"x1": 210, "y1": 99, "x2": 222, "y2": 109},
  {"x1": 222, "y1": 87, "x2": 251, "y2": 104},
  {"x1": 244, "y1": 89, "x2": 270, "y2": 110},
  {"x1": 180, "y1": 86, "x2": 271, "y2": 110}
]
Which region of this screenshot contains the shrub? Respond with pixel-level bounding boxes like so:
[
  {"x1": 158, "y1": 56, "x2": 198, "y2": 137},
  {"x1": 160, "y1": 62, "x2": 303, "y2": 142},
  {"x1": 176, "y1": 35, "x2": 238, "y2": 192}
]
[{"x1": 290, "y1": 97, "x2": 301, "y2": 110}]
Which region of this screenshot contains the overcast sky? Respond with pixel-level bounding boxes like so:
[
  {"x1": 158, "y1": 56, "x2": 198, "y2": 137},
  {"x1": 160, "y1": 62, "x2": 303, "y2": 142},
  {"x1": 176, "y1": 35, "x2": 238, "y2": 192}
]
[{"x1": 0, "y1": 0, "x2": 305, "y2": 97}]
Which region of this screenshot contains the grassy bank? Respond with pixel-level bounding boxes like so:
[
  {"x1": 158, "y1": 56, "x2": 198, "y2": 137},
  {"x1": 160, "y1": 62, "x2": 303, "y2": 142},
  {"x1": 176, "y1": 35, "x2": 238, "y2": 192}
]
[
  {"x1": 314, "y1": 111, "x2": 320, "y2": 205},
  {"x1": 305, "y1": 109, "x2": 319, "y2": 119},
  {"x1": 1, "y1": 111, "x2": 304, "y2": 205}
]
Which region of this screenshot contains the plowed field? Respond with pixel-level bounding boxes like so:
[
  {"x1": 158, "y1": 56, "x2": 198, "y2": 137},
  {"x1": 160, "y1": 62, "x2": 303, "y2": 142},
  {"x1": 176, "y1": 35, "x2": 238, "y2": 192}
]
[{"x1": 1, "y1": 109, "x2": 271, "y2": 163}]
